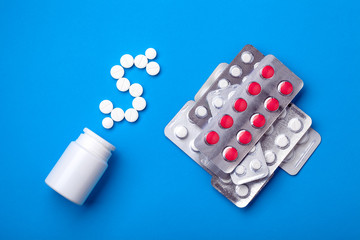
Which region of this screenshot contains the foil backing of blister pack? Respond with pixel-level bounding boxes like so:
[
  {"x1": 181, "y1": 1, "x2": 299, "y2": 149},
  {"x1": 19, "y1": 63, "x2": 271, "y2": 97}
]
[{"x1": 194, "y1": 55, "x2": 304, "y2": 174}]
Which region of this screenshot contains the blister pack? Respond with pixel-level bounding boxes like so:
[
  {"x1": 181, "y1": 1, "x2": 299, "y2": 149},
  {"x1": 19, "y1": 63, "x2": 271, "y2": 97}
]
[
  {"x1": 164, "y1": 100, "x2": 212, "y2": 174},
  {"x1": 189, "y1": 45, "x2": 265, "y2": 127},
  {"x1": 211, "y1": 103, "x2": 312, "y2": 207},
  {"x1": 280, "y1": 128, "x2": 321, "y2": 175},
  {"x1": 194, "y1": 55, "x2": 304, "y2": 174},
  {"x1": 164, "y1": 45, "x2": 321, "y2": 208}
]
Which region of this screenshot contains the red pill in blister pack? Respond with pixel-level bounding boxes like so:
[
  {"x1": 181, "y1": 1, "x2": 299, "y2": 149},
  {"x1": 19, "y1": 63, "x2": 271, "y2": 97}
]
[
  {"x1": 189, "y1": 45, "x2": 266, "y2": 128},
  {"x1": 211, "y1": 104, "x2": 313, "y2": 207},
  {"x1": 194, "y1": 55, "x2": 304, "y2": 174},
  {"x1": 164, "y1": 100, "x2": 232, "y2": 180}
]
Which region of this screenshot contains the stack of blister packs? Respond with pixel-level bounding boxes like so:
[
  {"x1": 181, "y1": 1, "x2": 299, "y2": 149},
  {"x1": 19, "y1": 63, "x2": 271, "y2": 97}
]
[{"x1": 164, "y1": 45, "x2": 321, "y2": 208}]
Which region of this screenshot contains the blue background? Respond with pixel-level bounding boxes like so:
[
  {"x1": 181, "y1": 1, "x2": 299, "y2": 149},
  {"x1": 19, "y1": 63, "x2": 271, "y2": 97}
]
[{"x1": 1, "y1": 0, "x2": 359, "y2": 239}]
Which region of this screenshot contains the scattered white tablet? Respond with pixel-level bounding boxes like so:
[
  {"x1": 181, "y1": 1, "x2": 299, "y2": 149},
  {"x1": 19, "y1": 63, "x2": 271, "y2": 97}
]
[
  {"x1": 102, "y1": 117, "x2": 114, "y2": 129},
  {"x1": 129, "y1": 83, "x2": 143, "y2": 97},
  {"x1": 99, "y1": 100, "x2": 113, "y2": 114},
  {"x1": 111, "y1": 108, "x2": 125, "y2": 122},
  {"x1": 132, "y1": 97, "x2": 146, "y2": 111},
  {"x1": 145, "y1": 48, "x2": 157, "y2": 60},
  {"x1": 125, "y1": 108, "x2": 139, "y2": 123},
  {"x1": 120, "y1": 54, "x2": 134, "y2": 68},
  {"x1": 146, "y1": 62, "x2": 160, "y2": 76},
  {"x1": 116, "y1": 78, "x2": 131, "y2": 92},
  {"x1": 110, "y1": 65, "x2": 124, "y2": 79},
  {"x1": 134, "y1": 54, "x2": 148, "y2": 69}
]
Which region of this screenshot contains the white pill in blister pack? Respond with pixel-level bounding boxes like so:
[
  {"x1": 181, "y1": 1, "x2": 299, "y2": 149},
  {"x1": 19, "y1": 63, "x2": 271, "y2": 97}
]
[
  {"x1": 111, "y1": 108, "x2": 125, "y2": 122},
  {"x1": 218, "y1": 79, "x2": 230, "y2": 89},
  {"x1": 120, "y1": 54, "x2": 134, "y2": 68},
  {"x1": 146, "y1": 62, "x2": 160, "y2": 76},
  {"x1": 229, "y1": 65, "x2": 242, "y2": 77},
  {"x1": 164, "y1": 101, "x2": 216, "y2": 176},
  {"x1": 195, "y1": 106, "x2": 208, "y2": 119},
  {"x1": 134, "y1": 54, "x2": 148, "y2": 69},
  {"x1": 145, "y1": 48, "x2": 157, "y2": 60},
  {"x1": 230, "y1": 142, "x2": 269, "y2": 185},
  {"x1": 241, "y1": 51, "x2": 254, "y2": 64},
  {"x1": 116, "y1": 78, "x2": 131, "y2": 92},
  {"x1": 174, "y1": 125, "x2": 188, "y2": 139},
  {"x1": 99, "y1": 100, "x2": 113, "y2": 114},
  {"x1": 110, "y1": 65, "x2": 124, "y2": 79},
  {"x1": 129, "y1": 83, "x2": 143, "y2": 97},
  {"x1": 102, "y1": 117, "x2": 114, "y2": 129},
  {"x1": 125, "y1": 108, "x2": 139, "y2": 122},
  {"x1": 132, "y1": 97, "x2": 146, "y2": 111}
]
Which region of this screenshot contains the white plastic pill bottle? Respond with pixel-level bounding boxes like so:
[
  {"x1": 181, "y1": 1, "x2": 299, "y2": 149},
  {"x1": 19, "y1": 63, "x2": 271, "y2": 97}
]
[{"x1": 45, "y1": 128, "x2": 115, "y2": 205}]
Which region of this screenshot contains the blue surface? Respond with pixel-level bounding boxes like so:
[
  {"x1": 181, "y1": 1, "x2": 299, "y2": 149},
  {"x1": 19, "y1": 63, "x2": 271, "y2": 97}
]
[{"x1": 1, "y1": 0, "x2": 359, "y2": 239}]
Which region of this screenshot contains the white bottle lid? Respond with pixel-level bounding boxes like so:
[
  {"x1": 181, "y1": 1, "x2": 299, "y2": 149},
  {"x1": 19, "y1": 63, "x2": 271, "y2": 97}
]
[{"x1": 45, "y1": 128, "x2": 115, "y2": 205}]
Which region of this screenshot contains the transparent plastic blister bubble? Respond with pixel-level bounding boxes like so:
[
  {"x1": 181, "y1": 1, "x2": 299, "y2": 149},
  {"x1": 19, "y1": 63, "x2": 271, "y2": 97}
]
[
  {"x1": 211, "y1": 104, "x2": 312, "y2": 207},
  {"x1": 189, "y1": 45, "x2": 265, "y2": 128},
  {"x1": 194, "y1": 55, "x2": 304, "y2": 174},
  {"x1": 230, "y1": 142, "x2": 269, "y2": 185},
  {"x1": 280, "y1": 128, "x2": 321, "y2": 175}
]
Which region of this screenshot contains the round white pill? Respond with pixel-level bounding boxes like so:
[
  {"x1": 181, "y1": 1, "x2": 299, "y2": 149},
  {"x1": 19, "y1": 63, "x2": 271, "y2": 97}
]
[
  {"x1": 116, "y1": 78, "x2": 131, "y2": 92},
  {"x1": 110, "y1": 65, "x2": 124, "y2": 79},
  {"x1": 195, "y1": 106, "x2": 208, "y2": 118},
  {"x1": 134, "y1": 54, "x2": 148, "y2": 69},
  {"x1": 120, "y1": 54, "x2": 134, "y2": 68},
  {"x1": 99, "y1": 100, "x2": 113, "y2": 114},
  {"x1": 174, "y1": 125, "x2": 188, "y2": 139},
  {"x1": 275, "y1": 134, "x2": 290, "y2": 149},
  {"x1": 145, "y1": 48, "x2": 157, "y2": 60},
  {"x1": 250, "y1": 159, "x2": 262, "y2": 171},
  {"x1": 298, "y1": 132, "x2": 310, "y2": 145},
  {"x1": 132, "y1": 97, "x2": 146, "y2": 111},
  {"x1": 241, "y1": 51, "x2": 254, "y2": 63},
  {"x1": 235, "y1": 165, "x2": 246, "y2": 176},
  {"x1": 236, "y1": 185, "x2": 250, "y2": 198},
  {"x1": 129, "y1": 83, "x2": 143, "y2": 97},
  {"x1": 102, "y1": 117, "x2": 114, "y2": 129},
  {"x1": 111, "y1": 108, "x2": 125, "y2": 122},
  {"x1": 288, "y1": 118, "x2": 303, "y2": 133},
  {"x1": 218, "y1": 79, "x2": 229, "y2": 89},
  {"x1": 229, "y1": 65, "x2": 242, "y2": 77},
  {"x1": 124, "y1": 108, "x2": 139, "y2": 123},
  {"x1": 212, "y1": 97, "x2": 224, "y2": 109},
  {"x1": 146, "y1": 61, "x2": 160, "y2": 76},
  {"x1": 264, "y1": 150, "x2": 276, "y2": 165},
  {"x1": 265, "y1": 125, "x2": 274, "y2": 135},
  {"x1": 190, "y1": 140, "x2": 199, "y2": 152}
]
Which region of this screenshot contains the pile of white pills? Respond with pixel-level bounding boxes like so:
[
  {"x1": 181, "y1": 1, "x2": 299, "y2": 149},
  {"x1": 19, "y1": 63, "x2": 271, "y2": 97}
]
[{"x1": 100, "y1": 48, "x2": 160, "y2": 129}]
